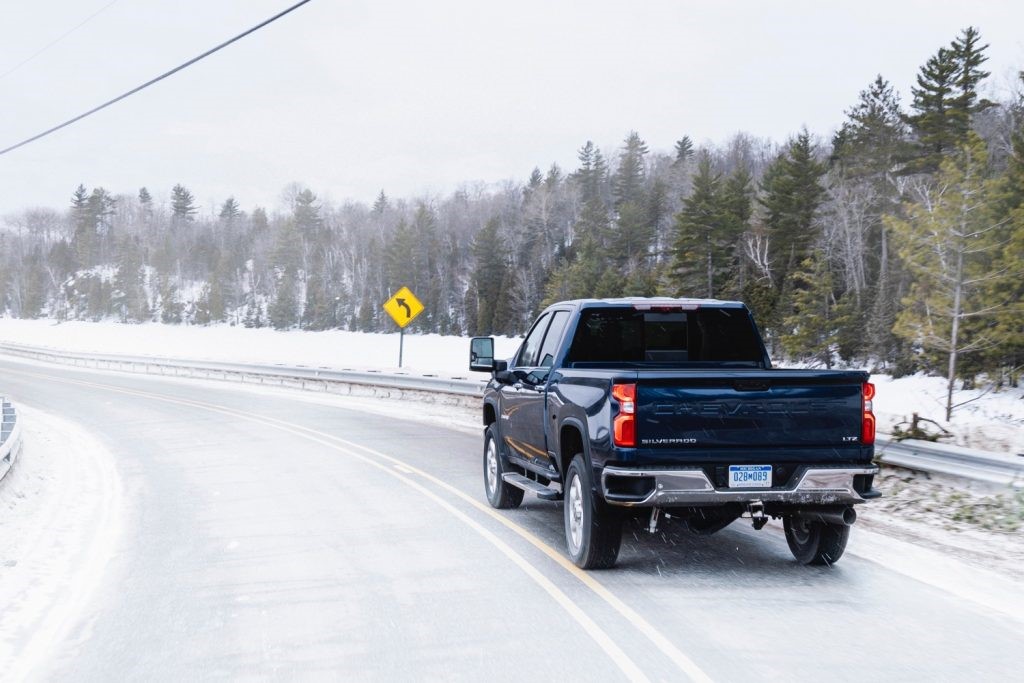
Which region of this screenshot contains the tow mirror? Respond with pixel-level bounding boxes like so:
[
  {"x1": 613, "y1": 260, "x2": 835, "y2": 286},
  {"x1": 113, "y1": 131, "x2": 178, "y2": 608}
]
[{"x1": 469, "y1": 337, "x2": 495, "y2": 372}]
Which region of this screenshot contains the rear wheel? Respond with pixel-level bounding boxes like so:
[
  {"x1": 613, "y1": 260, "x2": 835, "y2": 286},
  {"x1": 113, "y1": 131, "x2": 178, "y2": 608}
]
[
  {"x1": 564, "y1": 454, "x2": 622, "y2": 569},
  {"x1": 483, "y1": 425, "x2": 523, "y2": 509},
  {"x1": 783, "y1": 516, "x2": 850, "y2": 566}
]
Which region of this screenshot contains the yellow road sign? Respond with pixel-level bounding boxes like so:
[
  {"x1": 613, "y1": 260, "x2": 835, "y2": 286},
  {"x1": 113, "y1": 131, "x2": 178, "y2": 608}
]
[{"x1": 382, "y1": 286, "x2": 424, "y2": 328}]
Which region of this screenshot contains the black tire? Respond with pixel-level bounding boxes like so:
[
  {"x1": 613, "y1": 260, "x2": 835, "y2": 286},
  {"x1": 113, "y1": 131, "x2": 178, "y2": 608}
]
[
  {"x1": 563, "y1": 454, "x2": 622, "y2": 569},
  {"x1": 783, "y1": 516, "x2": 851, "y2": 566},
  {"x1": 483, "y1": 425, "x2": 523, "y2": 509}
]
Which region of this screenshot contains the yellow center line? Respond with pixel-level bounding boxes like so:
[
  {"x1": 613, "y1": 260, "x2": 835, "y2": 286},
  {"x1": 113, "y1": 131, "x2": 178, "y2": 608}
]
[{"x1": 6, "y1": 365, "x2": 714, "y2": 683}]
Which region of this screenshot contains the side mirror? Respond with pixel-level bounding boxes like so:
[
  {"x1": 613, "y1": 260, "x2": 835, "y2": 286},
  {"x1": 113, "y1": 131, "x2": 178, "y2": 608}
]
[
  {"x1": 494, "y1": 360, "x2": 513, "y2": 384},
  {"x1": 469, "y1": 337, "x2": 495, "y2": 372}
]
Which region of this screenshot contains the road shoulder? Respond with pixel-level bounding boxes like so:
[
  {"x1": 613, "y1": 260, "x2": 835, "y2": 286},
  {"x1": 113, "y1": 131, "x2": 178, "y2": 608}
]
[{"x1": 0, "y1": 404, "x2": 123, "y2": 679}]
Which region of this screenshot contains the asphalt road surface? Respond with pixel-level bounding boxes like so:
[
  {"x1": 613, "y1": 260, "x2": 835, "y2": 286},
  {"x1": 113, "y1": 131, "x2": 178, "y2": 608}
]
[{"x1": 2, "y1": 356, "x2": 1021, "y2": 681}]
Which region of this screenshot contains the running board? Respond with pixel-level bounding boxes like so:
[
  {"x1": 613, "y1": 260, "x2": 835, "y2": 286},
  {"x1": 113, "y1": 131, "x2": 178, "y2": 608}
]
[{"x1": 502, "y1": 473, "x2": 561, "y2": 500}]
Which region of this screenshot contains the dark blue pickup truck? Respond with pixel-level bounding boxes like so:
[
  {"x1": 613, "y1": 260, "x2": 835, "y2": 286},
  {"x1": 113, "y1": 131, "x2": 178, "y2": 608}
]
[{"x1": 469, "y1": 298, "x2": 879, "y2": 569}]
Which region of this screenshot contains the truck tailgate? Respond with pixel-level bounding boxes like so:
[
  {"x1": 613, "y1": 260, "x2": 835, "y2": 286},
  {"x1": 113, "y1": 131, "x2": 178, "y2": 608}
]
[{"x1": 637, "y1": 370, "x2": 866, "y2": 449}]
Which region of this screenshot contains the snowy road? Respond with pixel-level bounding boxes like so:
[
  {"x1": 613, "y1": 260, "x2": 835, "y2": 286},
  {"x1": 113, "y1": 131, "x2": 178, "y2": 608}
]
[{"x1": 1, "y1": 356, "x2": 1022, "y2": 681}]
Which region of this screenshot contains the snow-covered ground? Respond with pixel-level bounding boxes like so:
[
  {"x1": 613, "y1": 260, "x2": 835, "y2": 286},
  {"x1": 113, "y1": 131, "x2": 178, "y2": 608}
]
[
  {"x1": 1, "y1": 379, "x2": 1020, "y2": 644},
  {"x1": 0, "y1": 405, "x2": 123, "y2": 679},
  {"x1": 0, "y1": 352, "x2": 1020, "y2": 677},
  {"x1": 1, "y1": 318, "x2": 1021, "y2": 453}
]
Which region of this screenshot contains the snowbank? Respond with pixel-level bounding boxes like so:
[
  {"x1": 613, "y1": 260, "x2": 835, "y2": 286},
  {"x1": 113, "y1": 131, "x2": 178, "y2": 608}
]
[
  {"x1": 0, "y1": 318, "x2": 522, "y2": 376},
  {"x1": 0, "y1": 318, "x2": 1021, "y2": 452},
  {"x1": 871, "y1": 374, "x2": 1024, "y2": 454},
  {"x1": 0, "y1": 405, "x2": 123, "y2": 679}
]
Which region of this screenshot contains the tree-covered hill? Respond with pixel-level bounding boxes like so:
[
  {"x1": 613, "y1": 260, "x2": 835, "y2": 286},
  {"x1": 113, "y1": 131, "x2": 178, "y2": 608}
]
[{"x1": 2, "y1": 28, "x2": 1022, "y2": 417}]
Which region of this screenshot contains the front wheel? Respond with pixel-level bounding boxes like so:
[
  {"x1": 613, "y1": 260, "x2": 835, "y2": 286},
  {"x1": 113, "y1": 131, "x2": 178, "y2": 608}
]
[
  {"x1": 564, "y1": 454, "x2": 622, "y2": 569},
  {"x1": 483, "y1": 425, "x2": 523, "y2": 509},
  {"x1": 783, "y1": 516, "x2": 850, "y2": 566}
]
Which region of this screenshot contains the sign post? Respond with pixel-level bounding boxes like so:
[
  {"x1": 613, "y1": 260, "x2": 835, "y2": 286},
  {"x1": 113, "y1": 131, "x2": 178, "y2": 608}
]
[{"x1": 382, "y1": 286, "x2": 424, "y2": 368}]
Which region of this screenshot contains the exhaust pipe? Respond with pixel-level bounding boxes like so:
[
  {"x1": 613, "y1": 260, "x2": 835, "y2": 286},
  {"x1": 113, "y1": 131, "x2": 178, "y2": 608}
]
[{"x1": 795, "y1": 506, "x2": 857, "y2": 527}]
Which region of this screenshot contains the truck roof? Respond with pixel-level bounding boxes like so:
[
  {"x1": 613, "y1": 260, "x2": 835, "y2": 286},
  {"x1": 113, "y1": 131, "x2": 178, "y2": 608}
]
[{"x1": 549, "y1": 297, "x2": 747, "y2": 310}]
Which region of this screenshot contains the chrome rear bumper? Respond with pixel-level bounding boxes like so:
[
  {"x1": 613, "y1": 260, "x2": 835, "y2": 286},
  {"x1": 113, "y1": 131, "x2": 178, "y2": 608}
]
[{"x1": 601, "y1": 465, "x2": 879, "y2": 507}]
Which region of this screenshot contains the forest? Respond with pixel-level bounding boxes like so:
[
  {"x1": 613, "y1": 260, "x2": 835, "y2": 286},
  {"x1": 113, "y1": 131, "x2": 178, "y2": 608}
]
[{"x1": 1, "y1": 28, "x2": 1022, "y2": 418}]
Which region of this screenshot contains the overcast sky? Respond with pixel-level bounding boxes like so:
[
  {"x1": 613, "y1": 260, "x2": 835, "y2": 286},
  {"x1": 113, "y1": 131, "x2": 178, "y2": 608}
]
[{"x1": 1, "y1": 0, "x2": 1022, "y2": 217}]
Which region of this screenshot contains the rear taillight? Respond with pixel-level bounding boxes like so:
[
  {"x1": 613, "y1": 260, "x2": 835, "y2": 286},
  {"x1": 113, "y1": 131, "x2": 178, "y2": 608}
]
[
  {"x1": 862, "y1": 382, "x2": 876, "y2": 445},
  {"x1": 612, "y1": 383, "x2": 636, "y2": 448}
]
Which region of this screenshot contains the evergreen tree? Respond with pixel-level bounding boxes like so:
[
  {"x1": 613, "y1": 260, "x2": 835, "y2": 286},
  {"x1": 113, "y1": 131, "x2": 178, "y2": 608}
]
[
  {"x1": 949, "y1": 27, "x2": 995, "y2": 139},
  {"x1": 526, "y1": 167, "x2": 544, "y2": 194},
  {"x1": 270, "y1": 270, "x2": 299, "y2": 330},
  {"x1": 886, "y1": 133, "x2": 1010, "y2": 419},
  {"x1": 471, "y1": 218, "x2": 506, "y2": 334},
  {"x1": 302, "y1": 273, "x2": 333, "y2": 330},
  {"x1": 671, "y1": 151, "x2": 724, "y2": 297},
  {"x1": 674, "y1": 136, "x2": 694, "y2": 165},
  {"x1": 719, "y1": 163, "x2": 754, "y2": 297},
  {"x1": 544, "y1": 163, "x2": 563, "y2": 189},
  {"x1": 830, "y1": 75, "x2": 910, "y2": 364},
  {"x1": 906, "y1": 47, "x2": 958, "y2": 172},
  {"x1": 573, "y1": 141, "x2": 608, "y2": 205},
  {"x1": 219, "y1": 197, "x2": 241, "y2": 222},
  {"x1": 243, "y1": 298, "x2": 264, "y2": 328},
  {"x1": 138, "y1": 187, "x2": 153, "y2": 223},
  {"x1": 293, "y1": 189, "x2": 322, "y2": 240},
  {"x1": 542, "y1": 232, "x2": 606, "y2": 305},
  {"x1": 158, "y1": 276, "x2": 183, "y2": 323},
  {"x1": 385, "y1": 220, "x2": 416, "y2": 296},
  {"x1": 193, "y1": 284, "x2": 213, "y2": 325},
  {"x1": 833, "y1": 76, "x2": 908, "y2": 179},
  {"x1": 613, "y1": 200, "x2": 654, "y2": 266},
  {"x1": 613, "y1": 131, "x2": 648, "y2": 207},
  {"x1": 759, "y1": 130, "x2": 826, "y2": 293},
  {"x1": 981, "y1": 74, "x2": 1024, "y2": 381},
  {"x1": 373, "y1": 190, "x2": 389, "y2": 214},
  {"x1": 356, "y1": 297, "x2": 376, "y2": 331},
  {"x1": 251, "y1": 206, "x2": 269, "y2": 234},
  {"x1": 271, "y1": 220, "x2": 303, "y2": 274},
  {"x1": 88, "y1": 187, "x2": 116, "y2": 263},
  {"x1": 112, "y1": 236, "x2": 147, "y2": 322},
  {"x1": 81, "y1": 273, "x2": 111, "y2": 320},
  {"x1": 70, "y1": 184, "x2": 92, "y2": 267},
  {"x1": 594, "y1": 265, "x2": 625, "y2": 298},
  {"x1": 409, "y1": 203, "x2": 442, "y2": 332},
  {"x1": 205, "y1": 250, "x2": 233, "y2": 323},
  {"x1": 906, "y1": 28, "x2": 993, "y2": 173},
  {"x1": 671, "y1": 153, "x2": 751, "y2": 298},
  {"x1": 491, "y1": 268, "x2": 526, "y2": 335},
  {"x1": 171, "y1": 184, "x2": 197, "y2": 225},
  {"x1": 781, "y1": 253, "x2": 849, "y2": 367},
  {"x1": 14, "y1": 246, "x2": 47, "y2": 318}
]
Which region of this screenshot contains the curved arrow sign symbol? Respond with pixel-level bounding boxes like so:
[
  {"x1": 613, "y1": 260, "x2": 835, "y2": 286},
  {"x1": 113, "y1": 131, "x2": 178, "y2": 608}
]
[{"x1": 396, "y1": 298, "x2": 411, "y2": 318}]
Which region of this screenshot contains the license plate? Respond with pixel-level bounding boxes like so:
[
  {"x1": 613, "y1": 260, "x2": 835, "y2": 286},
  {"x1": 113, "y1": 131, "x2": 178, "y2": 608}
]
[{"x1": 728, "y1": 465, "x2": 772, "y2": 488}]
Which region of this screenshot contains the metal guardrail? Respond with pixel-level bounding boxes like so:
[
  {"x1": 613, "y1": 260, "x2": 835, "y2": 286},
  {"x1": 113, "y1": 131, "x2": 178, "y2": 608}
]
[
  {"x1": 1, "y1": 341, "x2": 1021, "y2": 487},
  {"x1": 0, "y1": 341, "x2": 488, "y2": 406},
  {"x1": 875, "y1": 436, "x2": 1024, "y2": 488},
  {"x1": 1, "y1": 396, "x2": 23, "y2": 484}
]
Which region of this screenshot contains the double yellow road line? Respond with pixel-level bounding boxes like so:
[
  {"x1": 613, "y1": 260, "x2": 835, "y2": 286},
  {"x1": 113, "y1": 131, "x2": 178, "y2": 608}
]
[{"x1": 5, "y1": 365, "x2": 713, "y2": 683}]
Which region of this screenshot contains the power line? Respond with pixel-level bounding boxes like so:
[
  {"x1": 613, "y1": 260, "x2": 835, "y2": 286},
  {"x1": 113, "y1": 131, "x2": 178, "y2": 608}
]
[
  {"x1": 0, "y1": 0, "x2": 315, "y2": 158},
  {"x1": 0, "y1": 0, "x2": 124, "y2": 82}
]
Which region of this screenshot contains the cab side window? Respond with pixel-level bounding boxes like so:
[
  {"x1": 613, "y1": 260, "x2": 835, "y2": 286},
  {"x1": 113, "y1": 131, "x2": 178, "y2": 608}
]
[
  {"x1": 537, "y1": 310, "x2": 569, "y2": 368},
  {"x1": 516, "y1": 313, "x2": 551, "y2": 368}
]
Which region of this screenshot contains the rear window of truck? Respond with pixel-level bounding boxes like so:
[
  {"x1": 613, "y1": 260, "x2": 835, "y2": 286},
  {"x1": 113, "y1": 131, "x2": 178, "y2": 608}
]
[{"x1": 565, "y1": 307, "x2": 765, "y2": 367}]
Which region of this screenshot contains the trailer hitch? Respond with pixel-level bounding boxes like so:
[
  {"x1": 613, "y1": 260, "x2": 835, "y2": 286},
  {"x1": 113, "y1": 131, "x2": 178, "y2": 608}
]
[{"x1": 747, "y1": 501, "x2": 768, "y2": 530}]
